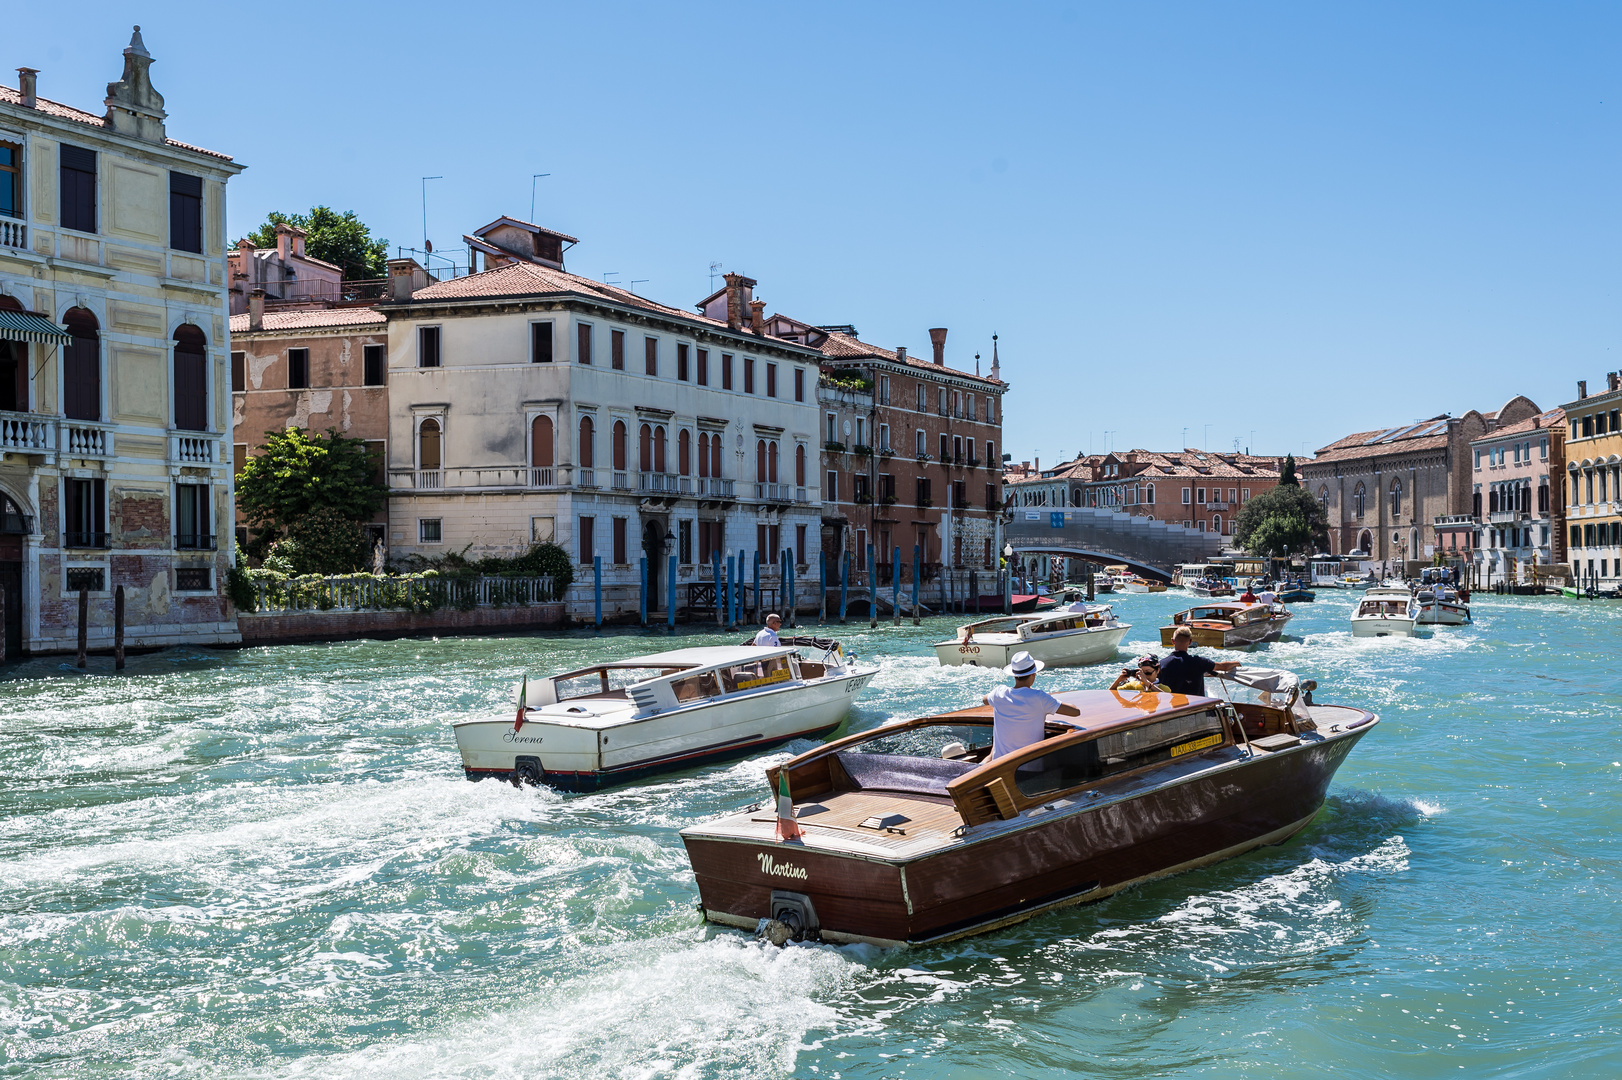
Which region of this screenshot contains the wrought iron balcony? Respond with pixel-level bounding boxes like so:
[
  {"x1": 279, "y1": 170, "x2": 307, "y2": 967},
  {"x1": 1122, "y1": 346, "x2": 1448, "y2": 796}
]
[
  {"x1": 175, "y1": 533, "x2": 218, "y2": 550},
  {"x1": 63, "y1": 530, "x2": 111, "y2": 549}
]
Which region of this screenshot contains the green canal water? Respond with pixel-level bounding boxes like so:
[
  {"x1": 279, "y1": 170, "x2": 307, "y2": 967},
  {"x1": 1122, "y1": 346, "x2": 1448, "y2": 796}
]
[{"x1": 0, "y1": 590, "x2": 1619, "y2": 1078}]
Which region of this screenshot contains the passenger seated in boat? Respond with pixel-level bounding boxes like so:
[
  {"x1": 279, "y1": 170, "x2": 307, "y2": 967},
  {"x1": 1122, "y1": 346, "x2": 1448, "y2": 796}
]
[
  {"x1": 982, "y1": 651, "x2": 1081, "y2": 761},
  {"x1": 1110, "y1": 655, "x2": 1169, "y2": 692},
  {"x1": 1239, "y1": 586, "x2": 1258, "y2": 603}
]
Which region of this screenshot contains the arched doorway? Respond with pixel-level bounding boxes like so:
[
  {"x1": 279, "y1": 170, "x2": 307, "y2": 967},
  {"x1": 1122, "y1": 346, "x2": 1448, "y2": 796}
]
[
  {"x1": 1358, "y1": 529, "x2": 1372, "y2": 554},
  {"x1": 642, "y1": 518, "x2": 665, "y2": 607},
  {"x1": 0, "y1": 489, "x2": 27, "y2": 659}
]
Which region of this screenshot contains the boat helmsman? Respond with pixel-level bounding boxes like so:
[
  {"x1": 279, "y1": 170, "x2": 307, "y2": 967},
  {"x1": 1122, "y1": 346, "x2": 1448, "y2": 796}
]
[{"x1": 753, "y1": 613, "x2": 782, "y2": 648}]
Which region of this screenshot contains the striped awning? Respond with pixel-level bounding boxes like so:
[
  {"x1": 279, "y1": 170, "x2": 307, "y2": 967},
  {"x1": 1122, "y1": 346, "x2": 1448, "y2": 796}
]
[{"x1": 0, "y1": 310, "x2": 72, "y2": 345}]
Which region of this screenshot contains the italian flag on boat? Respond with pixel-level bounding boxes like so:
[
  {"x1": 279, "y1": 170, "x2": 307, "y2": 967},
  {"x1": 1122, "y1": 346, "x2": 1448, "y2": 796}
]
[
  {"x1": 775, "y1": 770, "x2": 802, "y2": 842},
  {"x1": 514, "y1": 675, "x2": 527, "y2": 732}
]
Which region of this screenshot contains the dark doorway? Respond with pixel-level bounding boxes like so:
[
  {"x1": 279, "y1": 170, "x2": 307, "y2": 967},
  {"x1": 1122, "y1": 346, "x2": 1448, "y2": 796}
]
[
  {"x1": 0, "y1": 535, "x2": 19, "y2": 660},
  {"x1": 642, "y1": 519, "x2": 665, "y2": 609}
]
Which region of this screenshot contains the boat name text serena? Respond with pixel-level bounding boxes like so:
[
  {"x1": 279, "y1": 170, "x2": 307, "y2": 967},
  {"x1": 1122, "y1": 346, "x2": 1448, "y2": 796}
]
[
  {"x1": 503, "y1": 732, "x2": 545, "y2": 745},
  {"x1": 757, "y1": 852, "x2": 809, "y2": 880}
]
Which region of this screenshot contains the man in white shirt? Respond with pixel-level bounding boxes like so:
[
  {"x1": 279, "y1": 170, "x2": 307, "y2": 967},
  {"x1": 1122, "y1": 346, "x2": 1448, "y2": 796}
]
[
  {"x1": 983, "y1": 651, "x2": 1081, "y2": 761},
  {"x1": 753, "y1": 613, "x2": 782, "y2": 648}
]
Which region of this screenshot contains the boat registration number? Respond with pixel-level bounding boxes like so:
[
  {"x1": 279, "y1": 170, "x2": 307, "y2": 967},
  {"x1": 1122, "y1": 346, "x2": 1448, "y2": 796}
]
[{"x1": 1170, "y1": 733, "x2": 1223, "y2": 758}]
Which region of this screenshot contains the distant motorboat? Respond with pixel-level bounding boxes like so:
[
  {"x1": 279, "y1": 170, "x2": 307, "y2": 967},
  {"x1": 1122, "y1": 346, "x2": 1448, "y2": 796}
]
[
  {"x1": 934, "y1": 604, "x2": 1131, "y2": 669},
  {"x1": 1159, "y1": 601, "x2": 1292, "y2": 648},
  {"x1": 1351, "y1": 588, "x2": 1420, "y2": 638}
]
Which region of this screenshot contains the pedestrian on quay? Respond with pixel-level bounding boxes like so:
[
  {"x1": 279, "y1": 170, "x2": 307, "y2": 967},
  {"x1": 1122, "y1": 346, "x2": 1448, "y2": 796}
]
[
  {"x1": 983, "y1": 651, "x2": 1081, "y2": 761},
  {"x1": 1159, "y1": 626, "x2": 1241, "y2": 697},
  {"x1": 754, "y1": 613, "x2": 782, "y2": 648}
]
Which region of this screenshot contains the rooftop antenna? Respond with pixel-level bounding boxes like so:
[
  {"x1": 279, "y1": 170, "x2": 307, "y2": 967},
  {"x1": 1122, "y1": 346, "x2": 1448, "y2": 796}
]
[
  {"x1": 630, "y1": 278, "x2": 649, "y2": 294},
  {"x1": 975, "y1": 351, "x2": 981, "y2": 376},
  {"x1": 709, "y1": 261, "x2": 723, "y2": 291},
  {"x1": 530, "y1": 173, "x2": 551, "y2": 222},
  {"x1": 1181, "y1": 426, "x2": 1188, "y2": 449},
  {"x1": 421, "y1": 176, "x2": 442, "y2": 251},
  {"x1": 602, "y1": 271, "x2": 620, "y2": 285}
]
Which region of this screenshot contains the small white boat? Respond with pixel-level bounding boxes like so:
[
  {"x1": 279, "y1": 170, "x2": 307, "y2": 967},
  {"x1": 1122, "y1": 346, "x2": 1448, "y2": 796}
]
[
  {"x1": 1416, "y1": 586, "x2": 1470, "y2": 625},
  {"x1": 934, "y1": 604, "x2": 1132, "y2": 668},
  {"x1": 453, "y1": 642, "x2": 878, "y2": 790},
  {"x1": 1350, "y1": 588, "x2": 1420, "y2": 637}
]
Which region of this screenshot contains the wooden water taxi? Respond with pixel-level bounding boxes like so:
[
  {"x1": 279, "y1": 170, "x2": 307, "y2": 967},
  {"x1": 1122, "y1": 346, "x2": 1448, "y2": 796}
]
[
  {"x1": 934, "y1": 605, "x2": 1131, "y2": 669},
  {"x1": 454, "y1": 642, "x2": 878, "y2": 791},
  {"x1": 1350, "y1": 588, "x2": 1419, "y2": 637},
  {"x1": 1158, "y1": 601, "x2": 1292, "y2": 648},
  {"x1": 681, "y1": 668, "x2": 1377, "y2": 946}
]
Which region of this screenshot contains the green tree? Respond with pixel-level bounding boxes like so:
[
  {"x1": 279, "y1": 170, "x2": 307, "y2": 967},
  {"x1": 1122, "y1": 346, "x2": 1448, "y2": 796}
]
[
  {"x1": 1279, "y1": 453, "x2": 1298, "y2": 486},
  {"x1": 237, "y1": 428, "x2": 386, "y2": 567},
  {"x1": 245, "y1": 206, "x2": 388, "y2": 280},
  {"x1": 1232, "y1": 483, "x2": 1326, "y2": 559}
]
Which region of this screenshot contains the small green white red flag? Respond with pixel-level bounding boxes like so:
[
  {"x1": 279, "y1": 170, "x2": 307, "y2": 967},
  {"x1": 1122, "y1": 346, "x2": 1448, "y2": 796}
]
[
  {"x1": 775, "y1": 770, "x2": 802, "y2": 842},
  {"x1": 514, "y1": 675, "x2": 527, "y2": 732}
]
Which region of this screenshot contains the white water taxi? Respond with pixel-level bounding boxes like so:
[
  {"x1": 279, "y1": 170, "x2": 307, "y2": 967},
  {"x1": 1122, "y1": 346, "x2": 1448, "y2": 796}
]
[
  {"x1": 934, "y1": 605, "x2": 1131, "y2": 668},
  {"x1": 453, "y1": 641, "x2": 878, "y2": 791},
  {"x1": 1350, "y1": 588, "x2": 1420, "y2": 638}
]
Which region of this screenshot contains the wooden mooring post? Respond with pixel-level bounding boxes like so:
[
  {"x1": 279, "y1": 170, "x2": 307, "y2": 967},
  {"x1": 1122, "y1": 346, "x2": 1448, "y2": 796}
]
[
  {"x1": 76, "y1": 585, "x2": 88, "y2": 668},
  {"x1": 114, "y1": 585, "x2": 126, "y2": 671}
]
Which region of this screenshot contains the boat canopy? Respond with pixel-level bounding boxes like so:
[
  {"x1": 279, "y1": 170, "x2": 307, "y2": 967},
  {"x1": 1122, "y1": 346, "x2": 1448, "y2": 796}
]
[{"x1": 1213, "y1": 666, "x2": 1311, "y2": 720}]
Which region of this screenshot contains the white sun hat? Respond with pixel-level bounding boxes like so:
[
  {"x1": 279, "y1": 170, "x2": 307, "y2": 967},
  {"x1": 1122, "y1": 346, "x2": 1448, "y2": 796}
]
[{"x1": 1004, "y1": 651, "x2": 1045, "y2": 678}]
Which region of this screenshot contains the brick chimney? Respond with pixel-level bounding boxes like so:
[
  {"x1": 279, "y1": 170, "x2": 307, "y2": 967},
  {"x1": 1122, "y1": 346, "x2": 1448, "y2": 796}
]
[
  {"x1": 929, "y1": 327, "x2": 947, "y2": 365},
  {"x1": 896, "y1": 346, "x2": 907, "y2": 362},
  {"x1": 16, "y1": 68, "x2": 37, "y2": 109},
  {"x1": 1578, "y1": 380, "x2": 1587, "y2": 399},
  {"x1": 387, "y1": 258, "x2": 427, "y2": 301},
  {"x1": 1609, "y1": 371, "x2": 1620, "y2": 392},
  {"x1": 275, "y1": 223, "x2": 295, "y2": 261},
  {"x1": 722, "y1": 272, "x2": 755, "y2": 331},
  {"x1": 748, "y1": 299, "x2": 766, "y2": 336},
  {"x1": 248, "y1": 288, "x2": 264, "y2": 331}
]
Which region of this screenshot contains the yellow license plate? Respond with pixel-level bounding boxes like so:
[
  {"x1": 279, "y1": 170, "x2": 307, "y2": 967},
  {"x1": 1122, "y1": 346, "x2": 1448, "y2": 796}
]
[{"x1": 1170, "y1": 733, "x2": 1223, "y2": 757}]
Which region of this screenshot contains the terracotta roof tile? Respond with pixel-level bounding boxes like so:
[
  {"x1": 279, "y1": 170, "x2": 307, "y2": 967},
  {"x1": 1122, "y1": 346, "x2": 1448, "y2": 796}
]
[
  {"x1": 1472, "y1": 408, "x2": 1565, "y2": 442},
  {"x1": 816, "y1": 330, "x2": 1005, "y2": 389},
  {"x1": 0, "y1": 84, "x2": 233, "y2": 161},
  {"x1": 230, "y1": 308, "x2": 387, "y2": 333}
]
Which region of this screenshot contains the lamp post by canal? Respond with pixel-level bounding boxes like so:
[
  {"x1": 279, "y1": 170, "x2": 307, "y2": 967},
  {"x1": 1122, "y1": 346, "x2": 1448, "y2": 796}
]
[{"x1": 1003, "y1": 542, "x2": 1014, "y2": 615}]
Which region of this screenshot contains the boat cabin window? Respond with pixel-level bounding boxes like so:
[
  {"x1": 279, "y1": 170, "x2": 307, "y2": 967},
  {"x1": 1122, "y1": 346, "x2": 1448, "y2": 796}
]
[
  {"x1": 555, "y1": 666, "x2": 689, "y2": 700},
  {"x1": 831, "y1": 721, "x2": 996, "y2": 796},
  {"x1": 1190, "y1": 607, "x2": 1228, "y2": 622},
  {"x1": 845, "y1": 722, "x2": 992, "y2": 761},
  {"x1": 1358, "y1": 600, "x2": 1409, "y2": 616},
  {"x1": 670, "y1": 671, "x2": 722, "y2": 702},
  {"x1": 718, "y1": 654, "x2": 793, "y2": 693},
  {"x1": 1014, "y1": 709, "x2": 1228, "y2": 797}
]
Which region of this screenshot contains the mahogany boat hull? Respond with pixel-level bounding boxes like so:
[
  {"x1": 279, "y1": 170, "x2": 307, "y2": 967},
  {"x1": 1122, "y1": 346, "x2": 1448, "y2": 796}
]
[{"x1": 683, "y1": 723, "x2": 1371, "y2": 946}]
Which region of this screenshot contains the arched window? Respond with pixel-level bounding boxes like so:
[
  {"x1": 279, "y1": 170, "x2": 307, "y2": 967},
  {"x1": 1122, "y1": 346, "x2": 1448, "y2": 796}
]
[
  {"x1": 654, "y1": 425, "x2": 667, "y2": 473},
  {"x1": 795, "y1": 444, "x2": 806, "y2": 486},
  {"x1": 756, "y1": 439, "x2": 767, "y2": 482},
  {"x1": 64, "y1": 307, "x2": 100, "y2": 421},
  {"x1": 1318, "y1": 485, "x2": 1329, "y2": 517},
  {"x1": 710, "y1": 433, "x2": 722, "y2": 478},
  {"x1": 679, "y1": 429, "x2": 692, "y2": 476},
  {"x1": 769, "y1": 441, "x2": 779, "y2": 483},
  {"x1": 1389, "y1": 478, "x2": 1402, "y2": 519},
  {"x1": 578, "y1": 415, "x2": 595, "y2": 467},
  {"x1": 530, "y1": 415, "x2": 554, "y2": 468},
  {"x1": 418, "y1": 418, "x2": 441, "y2": 471},
  {"x1": 0, "y1": 295, "x2": 25, "y2": 412},
  {"x1": 1353, "y1": 482, "x2": 1366, "y2": 519},
  {"x1": 1212, "y1": 514, "x2": 1222, "y2": 534},
  {"x1": 697, "y1": 432, "x2": 710, "y2": 477},
  {"x1": 1146, "y1": 483, "x2": 1155, "y2": 505},
  {"x1": 612, "y1": 420, "x2": 627, "y2": 471},
  {"x1": 173, "y1": 324, "x2": 208, "y2": 432},
  {"x1": 639, "y1": 423, "x2": 652, "y2": 472}
]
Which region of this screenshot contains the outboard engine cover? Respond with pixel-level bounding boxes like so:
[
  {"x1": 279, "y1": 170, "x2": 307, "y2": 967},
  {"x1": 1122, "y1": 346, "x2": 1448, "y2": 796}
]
[{"x1": 770, "y1": 890, "x2": 821, "y2": 942}]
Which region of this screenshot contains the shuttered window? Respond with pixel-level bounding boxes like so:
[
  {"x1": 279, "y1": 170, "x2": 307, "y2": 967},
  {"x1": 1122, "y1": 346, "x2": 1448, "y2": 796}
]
[
  {"x1": 169, "y1": 171, "x2": 203, "y2": 252},
  {"x1": 173, "y1": 326, "x2": 209, "y2": 431},
  {"x1": 60, "y1": 145, "x2": 96, "y2": 233},
  {"x1": 63, "y1": 308, "x2": 100, "y2": 421}
]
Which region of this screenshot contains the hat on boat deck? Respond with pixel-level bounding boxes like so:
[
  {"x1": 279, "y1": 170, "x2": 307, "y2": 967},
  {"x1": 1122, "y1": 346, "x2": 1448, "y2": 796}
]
[{"x1": 1004, "y1": 651, "x2": 1045, "y2": 678}]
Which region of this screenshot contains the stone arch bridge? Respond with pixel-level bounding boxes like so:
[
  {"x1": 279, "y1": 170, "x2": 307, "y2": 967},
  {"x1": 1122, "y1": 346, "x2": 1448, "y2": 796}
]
[{"x1": 1004, "y1": 507, "x2": 1224, "y2": 581}]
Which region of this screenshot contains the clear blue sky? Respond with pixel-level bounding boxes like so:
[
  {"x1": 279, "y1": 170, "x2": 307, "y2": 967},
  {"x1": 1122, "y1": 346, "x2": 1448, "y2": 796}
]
[{"x1": 9, "y1": 2, "x2": 1619, "y2": 465}]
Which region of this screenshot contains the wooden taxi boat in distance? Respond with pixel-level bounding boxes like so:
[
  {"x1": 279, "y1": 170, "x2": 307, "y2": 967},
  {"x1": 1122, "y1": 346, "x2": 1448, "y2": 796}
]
[
  {"x1": 680, "y1": 668, "x2": 1376, "y2": 947},
  {"x1": 1351, "y1": 588, "x2": 1420, "y2": 638},
  {"x1": 933, "y1": 605, "x2": 1131, "y2": 669},
  {"x1": 1159, "y1": 601, "x2": 1292, "y2": 648},
  {"x1": 453, "y1": 641, "x2": 878, "y2": 791}
]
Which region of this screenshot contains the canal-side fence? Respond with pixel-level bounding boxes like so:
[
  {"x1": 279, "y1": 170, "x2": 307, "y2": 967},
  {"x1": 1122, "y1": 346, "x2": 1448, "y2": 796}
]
[{"x1": 247, "y1": 574, "x2": 559, "y2": 614}]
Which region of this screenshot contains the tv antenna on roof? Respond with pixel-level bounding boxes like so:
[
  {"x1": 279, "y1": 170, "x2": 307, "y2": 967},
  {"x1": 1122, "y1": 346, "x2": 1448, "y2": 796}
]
[
  {"x1": 603, "y1": 271, "x2": 620, "y2": 285},
  {"x1": 630, "y1": 278, "x2": 649, "y2": 294},
  {"x1": 530, "y1": 173, "x2": 551, "y2": 222},
  {"x1": 709, "y1": 261, "x2": 723, "y2": 291}
]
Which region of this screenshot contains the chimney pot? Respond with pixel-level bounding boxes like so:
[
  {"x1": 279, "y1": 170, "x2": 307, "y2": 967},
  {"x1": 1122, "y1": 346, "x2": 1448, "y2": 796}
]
[
  {"x1": 17, "y1": 68, "x2": 38, "y2": 108},
  {"x1": 896, "y1": 346, "x2": 906, "y2": 362},
  {"x1": 1578, "y1": 379, "x2": 1588, "y2": 399},
  {"x1": 275, "y1": 223, "x2": 293, "y2": 261},
  {"x1": 749, "y1": 299, "x2": 766, "y2": 336},
  {"x1": 248, "y1": 288, "x2": 265, "y2": 331},
  {"x1": 1609, "y1": 371, "x2": 1620, "y2": 392},
  {"x1": 929, "y1": 327, "x2": 947, "y2": 365}
]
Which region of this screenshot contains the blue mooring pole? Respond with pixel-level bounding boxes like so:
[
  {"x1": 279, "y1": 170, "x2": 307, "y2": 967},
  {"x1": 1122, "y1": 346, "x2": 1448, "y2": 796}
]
[
  {"x1": 868, "y1": 543, "x2": 877, "y2": 628},
  {"x1": 639, "y1": 556, "x2": 648, "y2": 627},
  {"x1": 893, "y1": 544, "x2": 902, "y2": 625},
  {"x1": 593, "y1": 555, "x2": 602, "y2": 629},
  {"x1": 820, "y1": 550, "x2": 828, "y2": 624},
  {"x1": 839, "y1": 550, "x2": 849, "y2": 625},
  {"x1": 912, "y1": 544, "x2": 921, "y2": 626},
  {"x1": 726, "y1": 554, "x2": 736, "y2": 630},
  {"x1": 753, "y1": 550, "x2": 762, "y2": 623},
  {"x1": 712, "y1": 551, "x2": 723, "y2": 628}
]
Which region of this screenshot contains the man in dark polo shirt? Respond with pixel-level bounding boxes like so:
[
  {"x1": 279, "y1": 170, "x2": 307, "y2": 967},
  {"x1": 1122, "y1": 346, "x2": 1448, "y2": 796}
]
[{"x1": 1159, "y1": 625, "x2": 1241, "y2": 696}]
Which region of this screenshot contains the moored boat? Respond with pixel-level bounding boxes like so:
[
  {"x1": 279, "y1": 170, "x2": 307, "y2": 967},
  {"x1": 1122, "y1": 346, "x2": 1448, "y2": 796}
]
[
  {"x1": 1415, "y1": 586, "x2": 1470, "y2": 625},
  {"x1": 1159, "y1": 601, "x2": 1292, "y2": 648},
  {"x1": 1350, "y1": 588, "x2": 1420, "y2": 637},
  {"x1": 934, "y1": 605, "x2": 1131, "y2": 669},
  {"x1": 680, "y1": 668, "x2": 1377, "y2": 946},
  {"x1": 453, "y1": 642, "x2": 878, "y2": 791},
  {"x1": 1276, "y1": 579, "x2": 1316, "y2": 603}
]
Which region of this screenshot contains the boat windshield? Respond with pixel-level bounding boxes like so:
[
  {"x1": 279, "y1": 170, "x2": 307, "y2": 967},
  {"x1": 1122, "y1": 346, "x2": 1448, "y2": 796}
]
[
  {"x1": 718, "y1": 654, "x2": 795, "y2": 693},
  {"x1": 1189, "y1": 607, "x2": 1233, "y2": 622},
  {"x1": 1013, "y1": 708, "x2": 1227, "y2": 798},
  {"x1": 844, "y1": 722, "x2": 993, "y2": 761},
  {"x1": 554, "y1": 666, "x2": 686, "y2": 700},
  {"x1": 1357, "y1": 600, "x2": 1410, "y2": 616}
]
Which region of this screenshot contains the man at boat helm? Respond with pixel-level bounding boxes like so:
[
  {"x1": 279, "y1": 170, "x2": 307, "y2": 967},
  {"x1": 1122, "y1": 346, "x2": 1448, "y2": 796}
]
[
  {"x1": 1159, "y1": 626, "x2": 1241, "y2": 696},
  {"x1": 983, "y1": 651, "x2": 1081, "y2": 761},
  {"x1": 754, "y1": 613, "x2": 782, "y2": 648}
]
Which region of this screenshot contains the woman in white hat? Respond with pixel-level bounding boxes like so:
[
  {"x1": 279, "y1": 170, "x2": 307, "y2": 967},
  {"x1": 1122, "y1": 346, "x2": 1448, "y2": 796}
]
[{"x1": 982, "y1": 650, "x2": 1081, "y2": 761}]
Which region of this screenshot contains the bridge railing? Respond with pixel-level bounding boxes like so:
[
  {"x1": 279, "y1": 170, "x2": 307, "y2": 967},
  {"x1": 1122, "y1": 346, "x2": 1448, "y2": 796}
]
[{"x1": 1004, "y1": 507, "x2": 1223, "y2": 576}]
